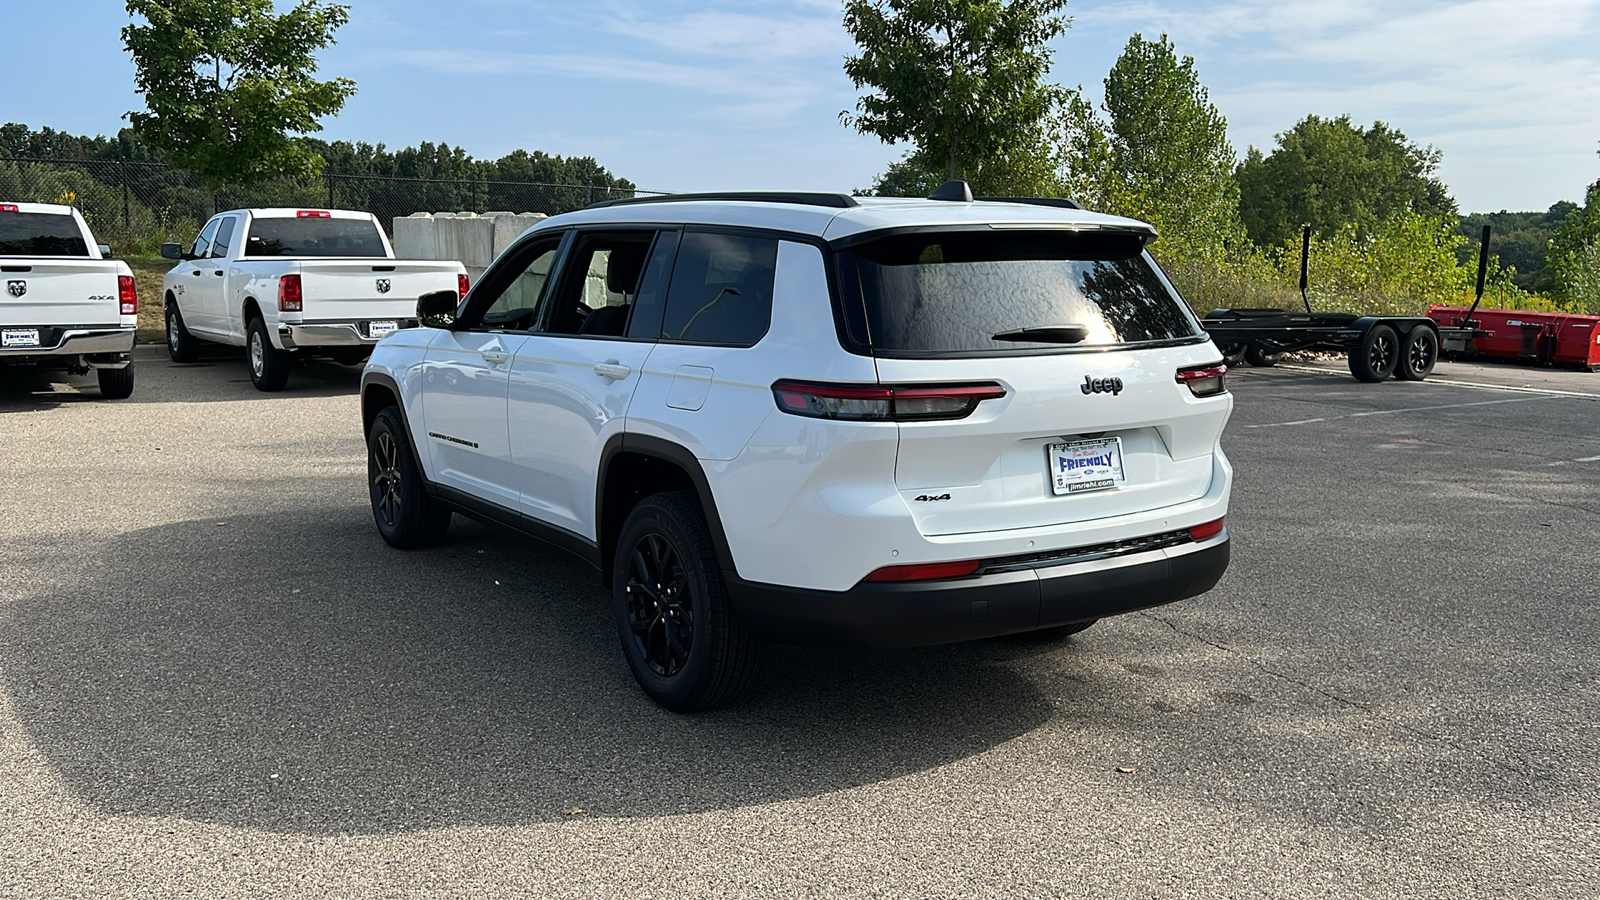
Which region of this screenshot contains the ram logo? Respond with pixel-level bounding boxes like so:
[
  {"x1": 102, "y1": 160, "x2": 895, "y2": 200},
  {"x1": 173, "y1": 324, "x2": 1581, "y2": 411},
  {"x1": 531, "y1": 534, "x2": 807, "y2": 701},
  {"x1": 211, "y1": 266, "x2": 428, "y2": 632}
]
[
  {"x1": 6, "y1": 280, "x2": 24, "y2": 298},
  {"x1": 375, "y1": 278, "x2": 391, "y2": 294}
]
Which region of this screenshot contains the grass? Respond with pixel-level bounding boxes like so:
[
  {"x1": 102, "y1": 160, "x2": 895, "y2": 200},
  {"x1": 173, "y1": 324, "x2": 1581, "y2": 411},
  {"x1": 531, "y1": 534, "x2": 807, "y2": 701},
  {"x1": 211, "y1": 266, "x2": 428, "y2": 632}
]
[{"x1": 124, "y1": 255, "x2": 172, "y2": 344}]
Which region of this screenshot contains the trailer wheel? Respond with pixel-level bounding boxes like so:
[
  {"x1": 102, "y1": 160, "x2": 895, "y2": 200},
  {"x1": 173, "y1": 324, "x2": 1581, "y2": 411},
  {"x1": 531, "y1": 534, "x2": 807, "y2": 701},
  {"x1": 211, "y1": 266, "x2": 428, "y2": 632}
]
[
  {"x1": 1219, "y1": 343, "x2": 1247, "y2": 367},
  {"x1": 1349, "y1": 324, "x2": 1399, "y2": 383},
  {"x1": 1396, "y1": 326, "x2": 1440, "y2": 381},
  {"x1": 1244, "y1": 345, "x2": 1283, "y2": 368}
]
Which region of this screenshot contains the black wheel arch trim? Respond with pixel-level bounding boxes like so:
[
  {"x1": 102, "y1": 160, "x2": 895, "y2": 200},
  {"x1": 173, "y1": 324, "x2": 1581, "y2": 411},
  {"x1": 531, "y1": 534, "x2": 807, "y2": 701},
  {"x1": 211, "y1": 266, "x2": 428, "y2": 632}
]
[{"x1": 597, "y1": 433, "x2": 737, "y2": 584}]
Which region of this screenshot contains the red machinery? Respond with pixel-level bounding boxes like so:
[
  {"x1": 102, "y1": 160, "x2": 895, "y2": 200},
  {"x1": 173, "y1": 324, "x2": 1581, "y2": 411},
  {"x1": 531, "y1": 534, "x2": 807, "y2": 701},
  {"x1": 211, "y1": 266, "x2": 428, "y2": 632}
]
[{"x1": 1428, "y1": 306, "x2": 1600, "y2": 370}]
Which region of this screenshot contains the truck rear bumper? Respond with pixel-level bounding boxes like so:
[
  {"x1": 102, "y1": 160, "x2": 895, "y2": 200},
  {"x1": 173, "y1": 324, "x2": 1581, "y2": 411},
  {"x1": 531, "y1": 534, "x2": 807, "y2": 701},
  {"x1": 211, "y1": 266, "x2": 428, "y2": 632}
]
[
  {"x1": 278, "y1": 320, "x2": 418, "y2": 349},
  {"x1": 0, "y1": 326, "x2": 136, "y2": 363}
]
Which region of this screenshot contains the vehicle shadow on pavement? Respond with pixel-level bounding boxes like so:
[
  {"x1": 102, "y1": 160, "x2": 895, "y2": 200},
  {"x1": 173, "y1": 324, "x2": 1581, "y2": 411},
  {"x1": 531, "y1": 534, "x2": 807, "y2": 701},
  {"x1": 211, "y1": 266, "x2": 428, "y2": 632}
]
[
  {"x1": 129, "y1": 350, "x2": 366, "y2": 403},
  {"x1": 1, "y1": 509, "x2": 1054, "y2": 835}
]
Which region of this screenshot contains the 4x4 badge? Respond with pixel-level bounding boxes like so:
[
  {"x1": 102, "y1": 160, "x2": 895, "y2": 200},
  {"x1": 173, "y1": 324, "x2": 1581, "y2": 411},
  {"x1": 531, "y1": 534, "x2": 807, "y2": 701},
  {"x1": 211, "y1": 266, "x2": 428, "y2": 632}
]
[
  {"x1": 6, "y1": 280, "x2": 24, "y2": 298},
  {"x1": 1081, "y1": 375, "x2": 1123, "y2": 395}
]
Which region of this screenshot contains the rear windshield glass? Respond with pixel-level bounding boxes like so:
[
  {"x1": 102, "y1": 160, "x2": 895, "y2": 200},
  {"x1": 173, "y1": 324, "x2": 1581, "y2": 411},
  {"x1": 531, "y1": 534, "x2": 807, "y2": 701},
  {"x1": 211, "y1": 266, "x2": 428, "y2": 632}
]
[
  {"x1": 242, "y1": 217, "x2": 387, "y2": 257},
  {"x1": 842, "y1": 230, "x2": 1200, "y2": 354},
  {"x1": 0, "y1": 213, "x2": 88, "y2": 256}
]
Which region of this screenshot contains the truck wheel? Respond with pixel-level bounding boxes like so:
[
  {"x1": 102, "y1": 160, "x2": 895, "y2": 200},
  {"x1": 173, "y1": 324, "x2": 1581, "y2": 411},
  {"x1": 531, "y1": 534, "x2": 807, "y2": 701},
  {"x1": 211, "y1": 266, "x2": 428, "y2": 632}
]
[
  {"x1": 1348, "y1": 324, "x2": 1399, "y2": 383},
  {"x1": 1219, "y1": 343, "x2": 1247, "y2": 367},
  {"x1": 166, "y1": 301, "x2": 199, "y2": 363},
  {"x1": 247, "y1": 316, "x2": 291, "y2": 392},
  {"x1": 1396, "y1": 326, "x2": 1440, "y2": 381},
  {"x1": 96, "y1": 365, "x2": 134, "y2": 400},
  {"x1": 367, "y1": 406, "x2": 451, "y2": 549},
  {"x1": 613, "y1": 490, "x2": 759, "y2": 712},
  {"x1": 1244, "y1": 345, "x2": 1283, "y2": 367}
]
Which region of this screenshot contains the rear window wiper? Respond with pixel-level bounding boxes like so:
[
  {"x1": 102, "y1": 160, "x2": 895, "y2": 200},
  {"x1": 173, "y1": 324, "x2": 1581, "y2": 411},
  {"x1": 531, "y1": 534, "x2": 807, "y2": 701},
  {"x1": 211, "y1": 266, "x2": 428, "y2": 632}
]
[{"x1": 991, "y1": 324, "x2": 1089, "y2": 344}]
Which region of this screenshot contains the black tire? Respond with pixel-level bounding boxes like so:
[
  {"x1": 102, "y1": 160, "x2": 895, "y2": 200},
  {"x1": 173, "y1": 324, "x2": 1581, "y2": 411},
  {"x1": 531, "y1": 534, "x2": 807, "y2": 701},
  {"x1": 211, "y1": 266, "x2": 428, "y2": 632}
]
[
  {"x1": 1219, "y1": 343, "x2": 1247, "y2": 368},
  {"x1": 96, "y1": 365, "x2": 134, "y2": 399},
  {"x1": 613, "y1": 490, "x2": 759, "y2": 712},
  {"x1": 247, "y1": 315, "x2": 291, "y2": 392},
  {"x1": 1007, "y1": 619, "x2": 1097, "y2": 643},
  {"x1": 367, "y1": 406, "x2": 451, "y2": 549},
  {"x1": 1348, "y1": 324, "x2": 1399, "y2": 383},
  {"x1": 166, "y1": 300, "x2": 200, "y2": 363},
  {"x1": 1244, "y1": 345, "x2": 1283, "y2": 367},
  {"x1": 1396, "y1": 325, "x2": 1439, "y2": 381}
]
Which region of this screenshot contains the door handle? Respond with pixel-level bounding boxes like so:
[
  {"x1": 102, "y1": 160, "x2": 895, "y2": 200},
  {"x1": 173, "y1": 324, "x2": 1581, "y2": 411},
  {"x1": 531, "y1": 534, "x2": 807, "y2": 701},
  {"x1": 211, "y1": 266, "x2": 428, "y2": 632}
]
[
  {"x1": 482, "y1": 350, "x2": 511, "y2": 365},
  {"x1": 212, "y1": 270, "x2": 224, "y2": 276},
  {"x1": 190, "y1": 270, "x2": 201, "y2": 276},
  {"x1": 593, "y1": 361, "x2": 632, "y2": 380}
]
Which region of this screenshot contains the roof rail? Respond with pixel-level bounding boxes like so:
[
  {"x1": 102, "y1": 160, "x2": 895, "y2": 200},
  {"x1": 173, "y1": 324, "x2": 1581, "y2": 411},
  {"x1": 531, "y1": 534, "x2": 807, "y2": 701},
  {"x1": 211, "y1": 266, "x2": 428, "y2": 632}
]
[
  {"x1": 587, "y1": 191, "x2": 860, "y2": 210},
  {"x1": 975, "y1": 196, "x2": 1084, "y2": 210}
]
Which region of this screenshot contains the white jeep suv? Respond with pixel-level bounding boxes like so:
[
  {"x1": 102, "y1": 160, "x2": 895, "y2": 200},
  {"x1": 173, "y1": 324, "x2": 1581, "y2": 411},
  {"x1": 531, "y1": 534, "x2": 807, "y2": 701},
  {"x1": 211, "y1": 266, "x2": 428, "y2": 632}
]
[{"x1": 360, "y1": 184, "x2": 1234, "y2": 711}]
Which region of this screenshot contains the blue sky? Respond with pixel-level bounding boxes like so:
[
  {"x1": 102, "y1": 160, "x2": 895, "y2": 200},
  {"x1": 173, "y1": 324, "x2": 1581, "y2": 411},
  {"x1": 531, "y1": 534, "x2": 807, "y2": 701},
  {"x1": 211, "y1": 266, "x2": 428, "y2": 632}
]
[{"x1": 3, "y1": 0, "x2": 1598, "y2": 212}]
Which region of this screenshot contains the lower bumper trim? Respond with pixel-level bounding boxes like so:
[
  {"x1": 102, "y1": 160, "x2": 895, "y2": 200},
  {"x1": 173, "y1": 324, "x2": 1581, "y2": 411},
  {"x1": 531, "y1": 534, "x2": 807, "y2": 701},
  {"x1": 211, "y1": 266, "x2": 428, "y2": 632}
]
[{"x1": 0, "y1": 327, "x2": 136, "y2": 358}]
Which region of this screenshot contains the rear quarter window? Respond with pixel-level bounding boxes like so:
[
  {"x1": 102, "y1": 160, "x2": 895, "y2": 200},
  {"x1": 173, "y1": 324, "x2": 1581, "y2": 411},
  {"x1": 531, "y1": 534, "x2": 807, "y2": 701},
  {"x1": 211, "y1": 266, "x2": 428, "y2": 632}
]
[
  {"x1": 658, "y1": 231, "x2": 777, "y2": 346},
  {"x1": 0, "y1": 213, "x2": 88, "y2": 256},
  {"x1": 243, "y1": 217, "x2": 387, "y2": 257},
  {"x1": 838, "y1": 230, "x2": 1202, "y2": 356}
]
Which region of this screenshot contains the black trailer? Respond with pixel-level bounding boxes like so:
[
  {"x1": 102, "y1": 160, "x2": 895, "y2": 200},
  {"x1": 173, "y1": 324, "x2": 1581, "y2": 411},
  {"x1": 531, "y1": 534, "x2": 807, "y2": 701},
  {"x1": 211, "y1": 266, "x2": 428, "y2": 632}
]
[{"x1": 1199, "y1": 227, "x2": 1494, "y2": 383}]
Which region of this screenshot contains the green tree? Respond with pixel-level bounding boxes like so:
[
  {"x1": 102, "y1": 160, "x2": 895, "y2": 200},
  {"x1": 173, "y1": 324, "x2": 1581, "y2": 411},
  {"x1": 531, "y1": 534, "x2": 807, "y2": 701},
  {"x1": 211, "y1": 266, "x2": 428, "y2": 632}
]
[
  {"x1": 1060, "y1": 33, "x2": 1242, "y2": 264},
  {"x1": 1236, "y1": 115, "x2": 1456, "y2": 247},
  {"x1": 122, "y1": 0, "x2": 356, "y2": 201},
  {"x1": 842, "y1": 0, "x2": 1070, "y2": 192},
  {"x1": 1548, "y1": 175, "x2": 1600, "y2": 312}
]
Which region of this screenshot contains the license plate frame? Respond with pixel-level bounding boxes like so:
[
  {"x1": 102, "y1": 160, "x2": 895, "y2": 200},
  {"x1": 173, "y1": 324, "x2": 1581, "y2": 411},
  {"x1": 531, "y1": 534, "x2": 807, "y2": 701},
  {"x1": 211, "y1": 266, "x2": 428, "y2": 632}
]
[
  {"x1": 2, "y1": 328, "x2": 41, "y2": 348},
  {"x1": 1046, "y1": 437, "x2": 1127, "y2": 496},
  {"x1": 368, "y1": 320, "x2": 398, "y2": 339}
]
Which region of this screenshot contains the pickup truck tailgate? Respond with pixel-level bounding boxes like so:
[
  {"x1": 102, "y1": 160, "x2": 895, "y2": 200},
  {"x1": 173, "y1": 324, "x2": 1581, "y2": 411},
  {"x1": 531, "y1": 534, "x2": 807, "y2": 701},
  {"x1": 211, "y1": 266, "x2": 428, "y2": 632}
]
[
  {"x1": 294, "y1": 261, "x2": 461, "y2": 320},
  {"x1": 1, "y1": 260, "x2": 125, "y2": 327}
]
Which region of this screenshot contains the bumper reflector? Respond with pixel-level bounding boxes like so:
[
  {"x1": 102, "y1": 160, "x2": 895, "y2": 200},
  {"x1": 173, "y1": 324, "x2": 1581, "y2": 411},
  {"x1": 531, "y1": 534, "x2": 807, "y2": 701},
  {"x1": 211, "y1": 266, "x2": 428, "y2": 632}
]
[{"x1": 863, "y1": 559, "x2": 982, "y2": 583}]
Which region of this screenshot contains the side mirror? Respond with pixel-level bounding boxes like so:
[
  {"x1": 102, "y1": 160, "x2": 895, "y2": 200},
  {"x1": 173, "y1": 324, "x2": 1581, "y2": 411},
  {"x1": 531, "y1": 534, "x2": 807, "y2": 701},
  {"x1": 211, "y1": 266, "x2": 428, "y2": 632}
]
[
  {"x1": 417, "y1": 290, "x2": 459, "y2": 329},
  {"x1": 160, "y1": 242, "x2": 183, "y2": 260},
  {"x1": 97, "y1": 243, "x2": 114, "y2": 258}
]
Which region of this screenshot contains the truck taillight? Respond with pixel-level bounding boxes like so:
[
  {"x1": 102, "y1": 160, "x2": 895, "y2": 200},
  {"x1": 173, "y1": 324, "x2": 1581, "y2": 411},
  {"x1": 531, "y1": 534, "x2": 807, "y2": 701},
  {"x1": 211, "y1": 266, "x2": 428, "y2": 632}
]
[
  {"x1": 296, "y1": 210, "x2": 331, "y2": 218},
  {"x1": 278, "y1": 274, "x2": 303, "y2": 312},
  {"x1": 772, "y1": 380, "x2": 1006, "y2": 422},
  {"x1": 1176, "y1": 363, "x2": 1228, "y2": 397},
  {"x1": 458, "y1": 273, "x2": 469, "y2": 299},
  {"x1": 118, "y1": 275, "x2": 137, "y2": 316},
  {"x1": 0, "y1": 203, "x2": 17, "y2": 213}
]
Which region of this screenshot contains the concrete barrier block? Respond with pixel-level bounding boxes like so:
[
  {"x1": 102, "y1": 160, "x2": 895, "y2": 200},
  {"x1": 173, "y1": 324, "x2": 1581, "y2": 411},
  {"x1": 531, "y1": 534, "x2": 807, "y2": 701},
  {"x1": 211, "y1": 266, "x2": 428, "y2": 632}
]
[
  {"x1": 391, "y1": 214, "x2": 435, "y2": 260},
  {"x1": 436, "y1": 215, "x2": 495, "y2": 269},
  {"x1": 491, "y1": 212, "x2": 547, "y2": 258}
]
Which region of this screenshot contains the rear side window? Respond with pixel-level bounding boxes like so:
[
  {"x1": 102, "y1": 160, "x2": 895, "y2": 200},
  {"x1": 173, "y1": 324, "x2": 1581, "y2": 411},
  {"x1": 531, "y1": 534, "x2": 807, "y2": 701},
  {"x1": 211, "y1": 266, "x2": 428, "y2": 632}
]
[
  {"x1": 243, "y1": 217, "x2": 387, "y2": 257},
  {"x1": 211, "y1": 216, "x2": 238, "y2": 258},
  {"x1": 840, "y1": 230, "x2": 1201, "y2": 355},
  {"x1": 0, "y1": 213, "x2": 88, "y2": 256},
  {"x1": 659, "y1": 231, "x2": 777, "y2": 346}
]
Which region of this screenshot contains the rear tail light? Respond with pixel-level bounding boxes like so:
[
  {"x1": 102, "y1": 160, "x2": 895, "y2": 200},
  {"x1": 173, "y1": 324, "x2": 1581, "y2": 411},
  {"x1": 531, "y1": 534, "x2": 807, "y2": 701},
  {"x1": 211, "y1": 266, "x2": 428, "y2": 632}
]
[
  {"x1": 117, "y1": 275, "x2": 137, "y2": 316},
  {"x1": 1189, "y1": 518, "x2": 1225, "y2": 541},
  {"x1": 0, "y1": 203, "x2": 17, "y2": 213},
  {"x1": 296, "y1": 210, "x2": 331, "y2": 218},
  {"x1": 864, "y1": 559, "x2": 981, "y2": 583},
  {"x1": 772, "y1": 380, "x2": 1005, "y2": 422},
  {"x1": 458, "y1": 273, "x2": 470, "y2": 299},
  {"x1": 1176, "y1": 363, "x2": 1227, "y2": 397},
  {"x1": 278, "y1": 274, "x2": 303, "y2": 312}
]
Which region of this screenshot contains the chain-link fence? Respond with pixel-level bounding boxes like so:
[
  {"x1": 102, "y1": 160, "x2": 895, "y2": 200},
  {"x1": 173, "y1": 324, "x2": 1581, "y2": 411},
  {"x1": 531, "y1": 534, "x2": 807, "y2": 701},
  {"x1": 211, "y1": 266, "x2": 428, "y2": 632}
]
[{"x1": 0, "y1": 156, "x2": 661, "y2": 256}]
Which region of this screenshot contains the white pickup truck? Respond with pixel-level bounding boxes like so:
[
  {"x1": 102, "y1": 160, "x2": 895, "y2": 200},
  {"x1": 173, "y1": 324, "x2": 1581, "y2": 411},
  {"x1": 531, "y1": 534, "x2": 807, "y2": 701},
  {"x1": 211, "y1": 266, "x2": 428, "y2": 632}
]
[
  {"x1": 0, "y1": 202, "x2": 138, "y2": 399},
  {"x1": 160, "y1": 208, "x2": 467, "y2": 391}
]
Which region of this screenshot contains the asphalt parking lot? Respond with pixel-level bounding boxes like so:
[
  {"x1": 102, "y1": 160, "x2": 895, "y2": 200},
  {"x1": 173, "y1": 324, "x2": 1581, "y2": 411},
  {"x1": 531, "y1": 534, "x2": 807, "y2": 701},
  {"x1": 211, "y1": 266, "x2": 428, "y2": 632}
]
[{"x1": 1, "y1": 346, "x2": 1596, "y2": 899}]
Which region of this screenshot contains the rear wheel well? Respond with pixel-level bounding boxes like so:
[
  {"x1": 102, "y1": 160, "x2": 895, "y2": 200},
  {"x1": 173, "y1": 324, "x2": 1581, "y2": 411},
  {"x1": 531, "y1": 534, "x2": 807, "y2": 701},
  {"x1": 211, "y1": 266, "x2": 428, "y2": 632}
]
[
  {"x1": 242, "y1": 297, "x2": 262, "y2": 325},
  {"x1": 599, "y1": 452, "x2": 698, "y2": 587}
]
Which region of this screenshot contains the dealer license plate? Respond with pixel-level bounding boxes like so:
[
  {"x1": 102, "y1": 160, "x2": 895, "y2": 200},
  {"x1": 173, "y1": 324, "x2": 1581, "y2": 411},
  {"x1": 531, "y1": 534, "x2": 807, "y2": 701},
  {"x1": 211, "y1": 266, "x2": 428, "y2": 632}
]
[
  {"x1": 368, "y1": 321, "x2": 397, "y2": 339},
  {"x1": 2, "y1": 328, "x2": 41, "y2": 348},
  {"x1": 1046, "y1": 437, "x2": 1126, "y2": 496}
]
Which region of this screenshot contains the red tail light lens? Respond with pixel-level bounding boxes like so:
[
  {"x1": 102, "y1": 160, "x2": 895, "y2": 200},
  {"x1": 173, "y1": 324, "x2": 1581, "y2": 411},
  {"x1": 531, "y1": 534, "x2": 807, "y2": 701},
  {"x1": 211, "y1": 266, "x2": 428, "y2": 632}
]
[
  {"x1": 278, "y1": 274, "x2": 303, "y2": 312},
  {"x1": 1189, "y1": 518, "x2": 1225, "y2": 542},
  {"x1": 296, "y1": 210, "x2": 331, "y2": 218},
  {"x1": 864, "y1": 559, "x2": 981, "y2": 583},
  {"x1": 117, "y1": 275, "x2": 137, "y2": 316},
  {"x1": 772, "y1": 380, "x2": 1005, "y2": 422},
  {"x1": 1177, "y1": 363, "x2": 1227, "y2": 397},
  {"x1": 458, "y1": 273, "x2": 470, "y2": 299}
]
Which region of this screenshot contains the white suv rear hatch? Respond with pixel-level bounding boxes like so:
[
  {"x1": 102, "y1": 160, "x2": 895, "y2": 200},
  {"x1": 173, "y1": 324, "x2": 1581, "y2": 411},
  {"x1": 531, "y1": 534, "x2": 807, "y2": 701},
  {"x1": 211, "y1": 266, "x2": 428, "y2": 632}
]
[{"x1": 838, "y1": 228, "x2": 1228, "y2": 537}]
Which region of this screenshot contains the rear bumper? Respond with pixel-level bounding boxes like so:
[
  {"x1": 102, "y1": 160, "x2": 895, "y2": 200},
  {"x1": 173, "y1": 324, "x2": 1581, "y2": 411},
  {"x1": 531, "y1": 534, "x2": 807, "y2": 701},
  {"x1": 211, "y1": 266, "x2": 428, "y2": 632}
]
[
  {"x1": 278, "y1": 319, "x2": 418, "y2": 349},
  {"x1": 0, "y1": 326, "x2": 136, "y2": 362},
  {"x1": 727, "y1": 533, "x2": 1229, "y2": 648}
]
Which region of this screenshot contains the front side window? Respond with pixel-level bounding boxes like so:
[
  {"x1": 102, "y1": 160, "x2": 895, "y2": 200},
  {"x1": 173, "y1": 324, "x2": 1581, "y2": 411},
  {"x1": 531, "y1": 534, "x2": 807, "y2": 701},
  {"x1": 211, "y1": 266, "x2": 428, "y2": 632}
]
[
  {"x1": 469, "y1": 238, "x2": 562, "y2": 331},
  {"x1": 840, "y1": 230, "x2": 1202, "y2": 356},
  {"x1": 191, "y1": 218, "x2": 221, "y2": 259},
  {"x1": 0, "y1": 213, "x2": 88, "y2": 256},
  {"x1": 242, "y1": 217, "x2": 387, "y2": 257},
  {"x1": 211, "y1": 216, "x2": 238, "y2": 258},
  {"x1": 659, "y1": 231, "x2": 777, "y2": 346}
]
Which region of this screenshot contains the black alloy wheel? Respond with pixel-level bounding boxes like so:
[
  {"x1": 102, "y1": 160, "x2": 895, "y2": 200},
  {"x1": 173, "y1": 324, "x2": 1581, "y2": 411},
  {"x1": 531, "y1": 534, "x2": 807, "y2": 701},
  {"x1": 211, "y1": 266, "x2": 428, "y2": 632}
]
[
  {"x1": 367, "y1": 406, "x2": 451, "y2": 549},
  {"x1": 166, "y1": 301, "x2": 199, "y2": 363},
  {"x1": 612, "y1": 490, "x2": 758, "y2": 712},
  {"x1": 1349, "y1": 324, "x2": 1399, "y2": 383},
  {"x1": 1397, "y1": 325, "x2": 1440, "y2": 381}
]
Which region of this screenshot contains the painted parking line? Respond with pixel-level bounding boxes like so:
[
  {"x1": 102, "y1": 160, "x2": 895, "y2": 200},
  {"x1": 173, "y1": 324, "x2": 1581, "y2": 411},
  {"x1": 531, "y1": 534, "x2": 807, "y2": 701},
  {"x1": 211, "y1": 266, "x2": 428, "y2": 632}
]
[
  {"x1": 1245, "y1": 395, "x2": 1566, "y2": 428},
  {"x1": 1546, "y1": 455, "x2": 1600, "y2": 467},
  {"x1": 1270, "y1": 363, "x2": 1600, "y2": 400}
]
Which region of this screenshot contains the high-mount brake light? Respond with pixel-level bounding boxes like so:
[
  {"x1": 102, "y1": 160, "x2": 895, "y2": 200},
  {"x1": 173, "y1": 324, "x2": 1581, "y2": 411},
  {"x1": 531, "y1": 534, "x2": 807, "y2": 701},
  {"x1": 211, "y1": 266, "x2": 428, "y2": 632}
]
[
  {"x1": 864, "y1": 559, "x2": 982, "y2": 583},
  {"x1": 771, "y1": 380, "x2": 1005, "y2": 422},
  {"x1": 1189, "y1": 518, "x2": 1225, "y2": 542},
  {"x1": 458, "y1": 273, "x2": 470, "y2": 299},
  {"x1": 1176, "y1": 363, "x2": 1228, "y2": 397},
  {"x1": 296, "y1": 210, "x2": 332, "y2": 218},
  {"x1": 278, "y1": 274, "x2": 303, "y2": 312},
  {"x1": 0, "y1": 204, "x2": 18, "y2": 213},
  {"x1": 117, "y1": 275, "x2": 137, "y2": 316}
]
